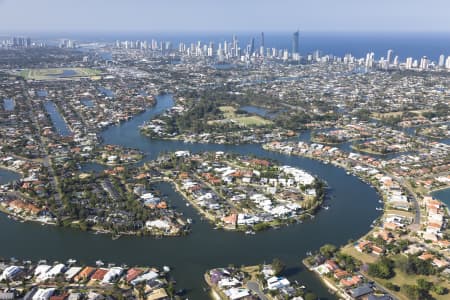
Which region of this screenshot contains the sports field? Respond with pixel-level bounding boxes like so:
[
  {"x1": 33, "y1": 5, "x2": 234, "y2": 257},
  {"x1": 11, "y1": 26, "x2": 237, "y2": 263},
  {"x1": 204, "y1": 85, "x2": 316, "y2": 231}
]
[
  {"x1": 208, "y1": 106, "x2": 273, "y2": 127},
  {"x1": 20, "y1": 68, "x2": 101, "y2": 80}
]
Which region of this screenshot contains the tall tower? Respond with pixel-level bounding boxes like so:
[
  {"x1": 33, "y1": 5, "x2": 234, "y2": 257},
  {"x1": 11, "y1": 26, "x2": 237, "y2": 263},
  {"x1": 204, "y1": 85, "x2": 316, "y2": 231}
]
[
  {"x1": 292, "y1": 30, "x2": 300, "y2": 55},
  {"x1": 386, "y1": 49, "x2": 393, "y2": 64},
  {"x1": 250, "y1": 37, "x2": 255, "y2": 55},
  {"x1": 261, "y1": 32, "x2": 265, "y2": 48}
]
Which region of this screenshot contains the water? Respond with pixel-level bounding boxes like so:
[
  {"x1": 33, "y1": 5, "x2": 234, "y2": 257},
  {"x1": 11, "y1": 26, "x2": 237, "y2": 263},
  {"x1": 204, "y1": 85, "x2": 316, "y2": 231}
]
[
  {"x1": 0, "y1": 169, "x2": 20, "y2": 185},
  {"x1": 35, "y1": 31, "x2": 450, "y2": 62},
  {"x1": 79, "y1": 162, "x2": 107, "y2": 173},
  {"x1": 0, "y1": 94, "x2": 382, "y2": 299},
  {"x1": 440, "y1": 138, "x2": 450, "y2": 145},
  {"x1": 432, "y1": 188, "x2": 450, "y2": 207},
  {"x1": 37, "y1": 90, "x2": 48, "y2": 98},
  {"x1": 43, "y1": 101, "x2": 72, "y2": 136},
  {"x1": 48, "y1": 69, "x2": 77, "y2": 77},
  {"x1": 81, "y1": 98, "x2": 94, "y2": 107},
  {"x1": 240, "y1": 105, "x2": 281, "y2": 119},
  {"x1": 3, "y1": 98, "x2": 15, "y2": 111},
  {"x1": 98, "y1": 87, "x2": 114, "y2": 98}
]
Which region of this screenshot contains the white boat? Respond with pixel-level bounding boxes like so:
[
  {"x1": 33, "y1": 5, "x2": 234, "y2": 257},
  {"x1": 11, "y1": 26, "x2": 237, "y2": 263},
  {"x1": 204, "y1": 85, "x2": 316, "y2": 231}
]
[
  {"x1": 245, "y1": 230, "x2": 255, "y2": 235},
  {"x1": 95, "y1": 260, "x2": 104, "y2": 267},
  {"x1": 186, "y1": 203, "x2": 190, "y2": 207},
  {"x1": 187, "y1": 218, "x2": 193, "y2": 224},
  {"x1": 323, "y1": 206, "x2": 329, "y2": 210},
  {"x1": 163, "y1": 266, "x2": 170, "y2": 272}
]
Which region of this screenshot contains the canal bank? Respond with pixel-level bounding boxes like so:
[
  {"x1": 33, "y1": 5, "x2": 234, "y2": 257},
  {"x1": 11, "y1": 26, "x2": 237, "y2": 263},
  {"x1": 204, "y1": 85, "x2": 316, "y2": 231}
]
[{"x1": 0, "y1": 94, "x2": 382, "y2": 299}]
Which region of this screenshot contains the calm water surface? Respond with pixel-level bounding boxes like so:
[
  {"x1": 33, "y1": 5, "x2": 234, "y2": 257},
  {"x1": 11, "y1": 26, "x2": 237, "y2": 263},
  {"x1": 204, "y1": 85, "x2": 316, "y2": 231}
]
[{"x1": 0, "y1": 94, "x2": 381, "y2": 299}]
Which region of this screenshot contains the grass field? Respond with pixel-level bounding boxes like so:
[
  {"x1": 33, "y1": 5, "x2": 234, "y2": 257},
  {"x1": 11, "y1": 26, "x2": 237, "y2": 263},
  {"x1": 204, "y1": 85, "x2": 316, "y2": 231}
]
[
  {"x1": 20, "y1": 68, "x2": 101, "y2": 80},
  {"x1": 369, "y1": 266, "x2": 450, "y2": 300},
  {"x1": 208, "y1": 105, "x2": 273, "y2": 127},
  {"x1": 371, "y1": 109, "x2": 430, "y2": 119}
]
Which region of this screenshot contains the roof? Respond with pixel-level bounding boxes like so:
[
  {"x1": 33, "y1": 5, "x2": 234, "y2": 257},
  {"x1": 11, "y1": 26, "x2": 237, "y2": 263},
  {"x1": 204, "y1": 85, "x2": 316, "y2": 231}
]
[
  {"x1": 350, "y1": 283, "x2": 373, "y2": 298},
  {"x1": 91, "y1": 268, "x2": 108, "y2": 281}
]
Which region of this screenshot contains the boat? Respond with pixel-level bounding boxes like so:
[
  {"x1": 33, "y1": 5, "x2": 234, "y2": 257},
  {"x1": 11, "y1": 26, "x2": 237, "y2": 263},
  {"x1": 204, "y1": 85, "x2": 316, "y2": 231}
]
[
  {"x1": 376, "y1": 207, "x2": 383, "y2": 211},
  {"x1": 187, "y1": 218, "x2": 193, "y2": 224},
  {"x1": 95, "y1": 260, "x2": 104, "y2": 267},
  {"x1": 163, "y1": 266, "x2": 170, "y2": 272},
  {"x1": 245, "y1": 230, "x2": 255, "y2": 235},
  {"x1": 186, "y1": 203, "x2": 190, "y2": 207},
  {"x1": 323, "y1": 206, "x2": 329, "y2": 210}
]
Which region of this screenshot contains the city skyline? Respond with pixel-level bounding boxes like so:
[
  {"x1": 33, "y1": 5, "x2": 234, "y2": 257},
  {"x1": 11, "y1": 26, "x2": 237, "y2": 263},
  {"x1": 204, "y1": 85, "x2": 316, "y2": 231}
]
[{"x1": 0, "y1": 0, "x2": 450, "y2": 33}]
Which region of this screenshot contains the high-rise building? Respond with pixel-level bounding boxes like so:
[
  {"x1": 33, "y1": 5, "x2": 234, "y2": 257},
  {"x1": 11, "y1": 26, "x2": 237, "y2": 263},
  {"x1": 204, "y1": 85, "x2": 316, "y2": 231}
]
[
  {"x1": 420, "y1": 56, "x2": 429, "y2": 70},
  {"x1": 261, "y1": 32, "x2": 265, "y2": 48},
  {"x1": 405, "y1": 57, "x2": 413, "y2": 69},
  {"x1": 438, "y1": 54, "x2": 445, "y2": 67},
  {"x1": 365, "y1": 52, "x2": 374, "y2": 68},
  {"x1": 292, "y1": 30, "x2": 300, "y2": 55},
  {"x1": 393, "y1": 56, "x2": 399, "y2": 67},
  {"x1": 386, "y1": 49, "x2": 393, "y2": 65},
  {"x1": 250, "y1": 37, "x2": 255, "y2": 55},
  {"x1": 445, "y1": 56, "x2": 450, "y2": 69}
]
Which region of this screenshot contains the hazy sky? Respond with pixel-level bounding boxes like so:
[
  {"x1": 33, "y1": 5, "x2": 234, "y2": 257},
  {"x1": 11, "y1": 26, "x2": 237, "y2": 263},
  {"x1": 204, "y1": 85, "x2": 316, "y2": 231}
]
[{"x1": 0, "y1": 0, "x2": 449, "y2": 33}]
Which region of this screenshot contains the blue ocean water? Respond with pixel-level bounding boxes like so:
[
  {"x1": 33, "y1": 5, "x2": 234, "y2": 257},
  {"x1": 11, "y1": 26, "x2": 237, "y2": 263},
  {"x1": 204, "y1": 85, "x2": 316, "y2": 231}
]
[{"x1": 36, "y1": 31, "x2": 450, "y2": 61}]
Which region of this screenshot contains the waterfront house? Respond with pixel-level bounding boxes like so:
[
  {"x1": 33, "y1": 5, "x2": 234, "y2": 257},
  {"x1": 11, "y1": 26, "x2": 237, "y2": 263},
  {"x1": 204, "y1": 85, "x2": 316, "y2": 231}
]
[
  {"x1": 74, "y1": 267, "x2": 96, "y2": 282},
  {"x1": 90, "y1": 268, "x2": 108, "y2": 282},
  {"x1": 340, "y1": 275, "x2": 362, "y2": 287},
  {"x1": 126, "y1": 268, "x2": 144, "y2": 283}
]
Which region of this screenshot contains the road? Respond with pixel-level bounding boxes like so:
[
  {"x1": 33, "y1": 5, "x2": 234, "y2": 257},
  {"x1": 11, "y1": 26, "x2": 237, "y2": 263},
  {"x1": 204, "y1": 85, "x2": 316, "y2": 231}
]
[{"x1": 247, "y1": 281, "x2": 268, "y2": 300}]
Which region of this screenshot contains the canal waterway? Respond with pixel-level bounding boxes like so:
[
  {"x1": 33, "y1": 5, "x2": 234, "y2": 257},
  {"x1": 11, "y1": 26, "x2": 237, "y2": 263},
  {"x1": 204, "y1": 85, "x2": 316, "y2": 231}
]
[
  {"x1": 0, "y1": 169, "x2": 20, "y2": 185},
  {"x1": 0, "y1": 94, "x2": 382, "y2": 299},
  {"x1": 43, "y1": 101, "x2": 72, "y2": 137}
]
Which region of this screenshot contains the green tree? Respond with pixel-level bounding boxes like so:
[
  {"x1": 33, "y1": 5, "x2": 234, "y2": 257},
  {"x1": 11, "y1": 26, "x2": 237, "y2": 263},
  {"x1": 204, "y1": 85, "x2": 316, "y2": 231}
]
[
  {"x1": 271, "y1": 258, "x2": 286, "y2": 276},
  {"x1": 304, "y1": 292, "x2": 318, "y2": 300},
  {"x1": 319, "y1": 244, "x2": 337, "y2": 259},
  {"x1": 368, "y1": 257, "x2": 395, "y2": 279}
]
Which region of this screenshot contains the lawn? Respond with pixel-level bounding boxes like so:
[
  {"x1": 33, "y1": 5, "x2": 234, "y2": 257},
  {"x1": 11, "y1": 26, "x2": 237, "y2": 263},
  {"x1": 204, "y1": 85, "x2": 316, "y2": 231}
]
[
  {"x1": 211, "y1": 105, "x2": 273, "y2": 127},
  {"x1": 20, "y1": 68, "x2": 101, "y2": 80},
  {"x1": 371, "y1": 109, "x2": 431, "y2": 120},
  {"x1": 341, "y1": 244, "x2": 378, "y2": 264},
  {"x1": 369, "y1": 267, "x2": 450, "y2": 300}
]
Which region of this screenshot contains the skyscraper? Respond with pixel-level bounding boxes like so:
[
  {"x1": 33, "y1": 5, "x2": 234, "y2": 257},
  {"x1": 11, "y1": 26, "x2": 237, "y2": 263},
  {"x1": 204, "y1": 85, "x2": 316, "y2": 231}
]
[
  {"x1": 438, "y1": 54, "x2": 445, "y2": 68},
  {"x1": 260, "y1": 32, "x2": 265, "y2": 48},
  {"x1": 386, "y1": 49, "x2": 393, "y2": 64},
  {"x1": 292, "y1": 30, "x2": 300, "y2": 55},
  {"x1": 250, "y1": 37, "x2": 255, "y2": 55}
]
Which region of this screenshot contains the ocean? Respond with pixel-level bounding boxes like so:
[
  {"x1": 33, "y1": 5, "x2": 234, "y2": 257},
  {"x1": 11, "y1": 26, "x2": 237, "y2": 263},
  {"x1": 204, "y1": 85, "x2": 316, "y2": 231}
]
[{"x1": 27, "y1": 31, "x2": 450, "y2": 61}]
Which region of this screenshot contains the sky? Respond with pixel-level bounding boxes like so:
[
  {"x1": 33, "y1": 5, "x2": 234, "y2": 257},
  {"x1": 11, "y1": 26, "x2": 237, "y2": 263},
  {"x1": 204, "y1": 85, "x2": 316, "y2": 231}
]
[{"x1": 0, "y1": 0, "x2": 449, "y2": 33}]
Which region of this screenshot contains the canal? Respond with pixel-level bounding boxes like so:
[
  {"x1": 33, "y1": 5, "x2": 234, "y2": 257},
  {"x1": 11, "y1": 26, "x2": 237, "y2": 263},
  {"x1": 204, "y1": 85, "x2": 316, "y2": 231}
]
[
  {"x1": 0, "y1": 94, "x2": 382, "y2": 299},
  {"x1": 43, "y1": 101, "x2": 72, "y2": 137}
]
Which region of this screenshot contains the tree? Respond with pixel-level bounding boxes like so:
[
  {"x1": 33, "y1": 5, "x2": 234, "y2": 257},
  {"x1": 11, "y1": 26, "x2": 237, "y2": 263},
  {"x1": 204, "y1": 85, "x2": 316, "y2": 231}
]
[
  {"x1": 433, "y1": 285, "x2": 448, "y2": 295},
  {"x1": 385, "y1": 282, "x2": 400, "y2": 292},
  {"x1": 271, "y1": 258, "x2": 285, "y2": 276},
  {"x1": 368, "y1": 257, "x2": 395, "y2": 279},
  {"x1": 304, "y1": 292, "x2": 318, "y2": 300},
  {"x1": 319, "y1": 244, "x2": 337, "y2": 259},
  {"x1": 402, "y1": 284, "x2": 421, "y2": 300}
]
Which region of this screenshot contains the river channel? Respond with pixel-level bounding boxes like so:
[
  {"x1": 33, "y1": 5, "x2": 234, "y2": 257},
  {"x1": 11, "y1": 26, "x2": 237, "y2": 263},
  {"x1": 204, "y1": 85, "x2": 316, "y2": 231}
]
[{"x1": 0, "y1": 94, "x2": 382, "y2": 299}]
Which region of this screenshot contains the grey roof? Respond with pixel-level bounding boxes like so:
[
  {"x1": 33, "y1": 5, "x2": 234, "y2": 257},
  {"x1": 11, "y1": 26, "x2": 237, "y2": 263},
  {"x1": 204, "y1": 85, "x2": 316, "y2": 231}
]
[{"x1": 350, "y1": 283, "x2": 373, "y2": 298}]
